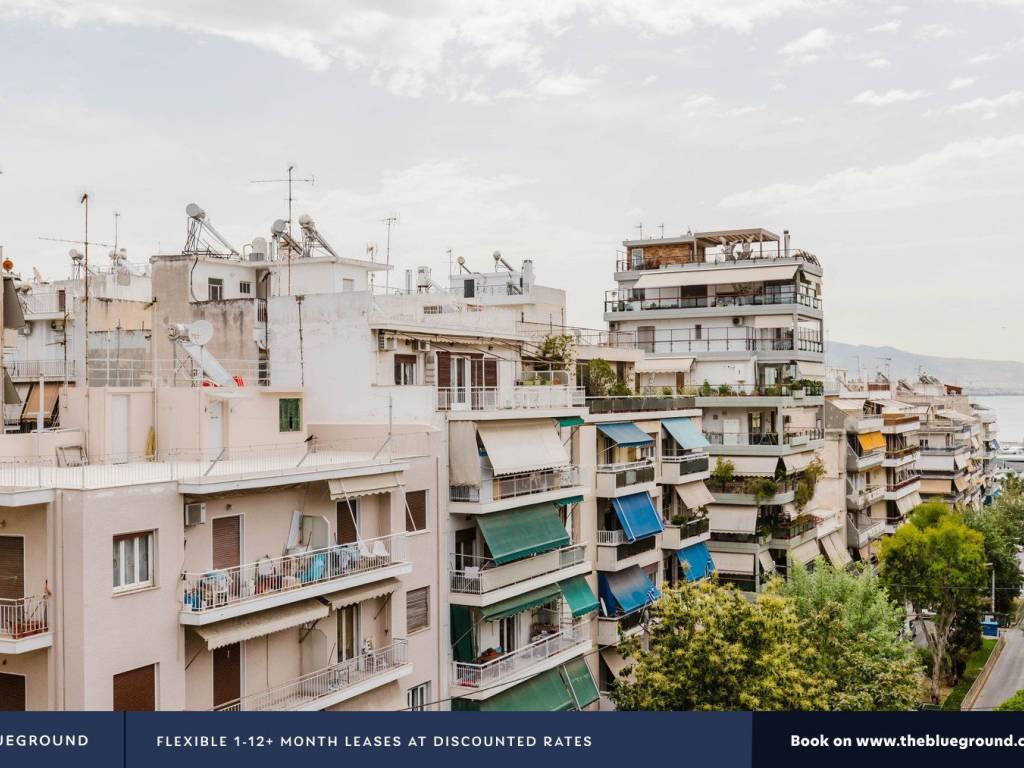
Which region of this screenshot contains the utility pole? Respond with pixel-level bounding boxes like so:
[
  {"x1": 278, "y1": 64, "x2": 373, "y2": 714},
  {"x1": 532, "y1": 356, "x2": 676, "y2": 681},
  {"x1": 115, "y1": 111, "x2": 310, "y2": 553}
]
[
  {"x1": 381, "y1": 215, "x2": 398, "y2": 293},
  {"x1": 81, "y1": 194, "x2": 90, "y2": 383}
]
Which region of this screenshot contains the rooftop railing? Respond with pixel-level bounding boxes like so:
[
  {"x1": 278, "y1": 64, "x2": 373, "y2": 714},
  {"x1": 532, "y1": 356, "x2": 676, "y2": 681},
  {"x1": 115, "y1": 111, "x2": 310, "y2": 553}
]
[
  {"x1": 5, "y1": 359, "x2": 77, "y2": 379},
  {"x1": 608, "y1": 327, "x2": 823, "y2": 355},
  {"x1": 604, "y1": 289, "x2": 822, "y2": 313},
  {"x1": 0, "y1": 596, "x2": 49, "y2": 640},
  {"x1": 615, "y1": 246, "x2": 819, "y2": 272},
  {"x1": 451, "y1": 621, "x2": 589, "y2": 689},
  {"x1": 19, "y1": 292, "x2": 68, "y2": 314}
]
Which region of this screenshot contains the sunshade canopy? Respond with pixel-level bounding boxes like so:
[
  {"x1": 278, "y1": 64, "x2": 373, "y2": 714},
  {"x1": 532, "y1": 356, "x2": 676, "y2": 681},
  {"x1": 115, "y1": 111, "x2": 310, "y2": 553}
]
[
  {"x1": 857, "y1": 432, "x2": 886, "y2": 452},
  {"x1": 782, "y1": 452, "x2": 815, "y2": 474},
  {"x1": 556, "y1": 416, "x2": 584, "y2": 428},
  {"x1": 795, "y1": 360, "x2": 826, "y2": 378},
  {"x1": 598, "y1": 567, "x2": 660, "y2": 616},
  {"x1": 895, "y1": 492, "x2": 922, "y2": 515},
  {"x1": 596, "y1": 421, "x2": 653, "y2": 447},
  {"x1": 633, "y1": 263, "x2": 798, "y2": 290},
  {"x1": 328, "y1": 472, "x2": 401, "y2": 500},
  {"x1": 662, "y1": 417, "x2": 710, "y2": 450},
  {"x1": 758, "y1": 550, "x2": 777, "y2": 574},
  {"x1": 728, "y1": 456, "x2": 779, "y2": 476},
  {"x1": 611, "y1": 492, "x2": 663, "y2": 542},
  {"x1": 323, "y1": 578, "x2": 399, "y2": 610},
  {"x1": 476, "y1": 503, "x2": 570, "y2": 565},
  {"x1": 477, "y1": 421, "x2": 570, "y2": 476},
  {"x1": 455, "y1": 659, "x2": 598, "y2": 711},
  {"x1": 712, "y1": 551, "x2": 754, "y2": 574},
  {"x1": 194, "y1": 599, "x2": 328, "y2": 650},
  {"x1": 819, "y1": 531, "x2": 852, "y2": 568},
  {"x1": 558, "y1": 575, "x2": 599, "y2": 618},
  {"x1": 674, "y1": 481, "x2": 715, "y2": 510},
  {"x1": 709, "y1": 505, "x2": 757, "y2": 534},
  {"x1": 482, "y1": 584, "x2": 561, "y2": 622},
  {"x1": 789, "y1": 539, "x2": 821, "y2": 566},
  {"x1": 677, "y1": 542, "x2": 715, "y2": 582},
  {"x1": 635, "y1": 357, "x2": 694, "y2": 373}
]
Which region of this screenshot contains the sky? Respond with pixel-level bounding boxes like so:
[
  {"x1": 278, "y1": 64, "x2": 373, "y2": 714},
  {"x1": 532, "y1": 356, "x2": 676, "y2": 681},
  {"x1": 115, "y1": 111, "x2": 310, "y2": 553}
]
[{"x1": 0, "y1": 0, "x2": 1022, "y2": 361}]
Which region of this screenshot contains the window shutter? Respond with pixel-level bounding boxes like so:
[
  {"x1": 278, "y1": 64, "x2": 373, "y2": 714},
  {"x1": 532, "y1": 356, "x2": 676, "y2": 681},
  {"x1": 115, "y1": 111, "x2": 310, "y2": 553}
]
[
  {"x1": 0, "y1": 536, "x2": 25, "y2": 601},
  {"x1": 113, "y1": 664, "x2": 156, "y2": 711},
  {"x1": 0, "y1": 673, "x2": 26, "y2": 712},
  {"x1": 213, "y1": 643, "x2": 242, "y2": 708},
  {"x1": 435, "y1": 352, "x2": 451, "y2": 388},
  {"x1": 212, "y1": 517, "x2": 241, "y2": 570},
  {"x1": 406, "y1": 587, "x2": 429, "y2": 633},
  {"x1": 336, "y1": 502, "x2": 359, "y2": 544},
  {"x1": 405, "y1": 490, "x2": 428, "y2": 532},
  {"x1": 484, "y1": 359, "x2": 498, "y2": 388}
]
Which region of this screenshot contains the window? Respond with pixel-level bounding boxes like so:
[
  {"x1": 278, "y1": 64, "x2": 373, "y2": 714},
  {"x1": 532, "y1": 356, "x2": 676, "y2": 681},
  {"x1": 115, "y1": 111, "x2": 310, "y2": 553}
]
[
  {"x1": 405, "y1": 490, "x2": 428, "y2": 532},
  {"x1": 279, "y1": 398, "x2": 301, "y2": 432},
  {"x1": 499, "y1": 614, "x2": 518, "y2": 653},
  {"x1": 113, "y1": 531, "x2": 154, "y2": 591},
  {"x1": 113, "y1": 664, "x2": 156, "y2": 711},
  {"x1": 342, "y1": 278, "x2": 355, "y2": 292},
  {"x1": 407, "y1": 682, "x2": 431, "y2": 712},
  {"x1": 406, "y1": 587, "x2": 429, "y2": 633},
  {"x1": 207, "y1": 278, "x2": 223, "y2": 301},
  {"x1": 239, "y1": 281, "x2": 252, "y2": 295},
  {"x1": 694, "y1": 323, "x2": 702, "y2": 340},
  {"x1": 630, "y1": 248, "x2": 645, "y2": 269},
  {"x1": 394, "y1": 354, "x2": 417, "y2": 386}
]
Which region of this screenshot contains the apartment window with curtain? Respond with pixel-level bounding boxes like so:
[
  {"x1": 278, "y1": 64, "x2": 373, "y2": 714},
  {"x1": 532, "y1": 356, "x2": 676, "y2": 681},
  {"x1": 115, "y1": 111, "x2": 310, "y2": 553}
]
[
  {"x1": 113, "y1": 531, "x2": 154, "y2": 591},
  {"x1": 405, "y1": 490, "x2": 428, "y2": 532},
  {"x1": 406, "y1": 587, "x2": 429, "y2": 633},
  {"x1": 394, "y1": 354, "x2": 417, "y2": 386},
  {"x1": 238, "y1": 281, "x2": 252, "y2": 295},
  {"x1": 207, "y1": 277, "x2": 223, "y2": 301},
  {"x1": 407, "y1": 682, "x2": 431, "y2": 711},
  {"x1": 279, "y1": 398, "x2": 302, "y2": 432}
]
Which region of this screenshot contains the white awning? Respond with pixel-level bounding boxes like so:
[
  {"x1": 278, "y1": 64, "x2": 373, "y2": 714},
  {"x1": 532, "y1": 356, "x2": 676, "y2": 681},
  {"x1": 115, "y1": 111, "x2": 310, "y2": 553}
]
[
  {"x1": 323, "y1": 578, "x2": 400, "y2": 610},
  {"x1": 712, "y1": 551, "x2": 755, "y2": 574},
  {"x1": 601, "y1": 648, "x2": 631, "y2": 680},
  {"x1": 709, "y1": 505, "x2": 757, "y2": 534},
  {"x1": 819, "y1": 531, "x2": 852, "y2": 568},
  {"x1": 953, "y1": 452, "x2": 969, "y2": 470},
  {"x1": 752, "y1": 315, "x2": 795, "y2": 329},
  {"x1": 328, "y1": 472, "x2": 402, "y2": 501},
  {"x1": 917, "y1": 454, "x2": 954, "y2": 472},
  {"x1": 782, "y1": 452, "x2": 814, "y2": 474},
  {"x1": 635, "y1": 357, "x2": 694, "y2": 374},
  {"x1": 795, "y1": 361, "x2": 826, "y2": 378},
  {"x1": 675, "y1": 481, "x2": 715, "y2": 510},
  {"x1": 477, "y1": 421, "x2": 570, "y2": 476},
  {"x1": 194, "y1": 600, "x2": 329, "y2": 650},
  {"x1": 895, "y1": 492, "x2": 922, "y2": 515},
  {"x1": 936, "y1": 409, "x2": 972, "y2": 424},
  {"x1": 758, "y1": 551, "x2": 777, "y2": 574},
  {"x1": 728, "y1": 456, "x2": 779, "y2": 477},
  {"x1": 449, "y1": 421, "x2": 482, "y2": 486},
  {"x1": 633, "y1": 263, "x2": 799, "y2": 290},
  {"x1": 789, "y1": 539, "x2": 821, "y2": 566}
]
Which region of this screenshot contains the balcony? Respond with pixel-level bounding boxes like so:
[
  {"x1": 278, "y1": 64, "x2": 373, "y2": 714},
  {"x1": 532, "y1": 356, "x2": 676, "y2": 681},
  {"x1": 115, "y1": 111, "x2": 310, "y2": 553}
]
[
  {"x1": 604, "y1": 289, "x2": 822, "y2": 314},
  {"x1": 449, "y1": 545, "x2": 589, "y2": 604},
  {"x1": 707, "y1": 476, "x2": 800, "y2": 506},
  {"x1": 179, "y1": 533, "x2": 411, "y2": 625},
  {"x1": 436, "y1": 386, "x2": 585, "y2": 412},
  {"x1": 661, "y1": 517, "x2": 710, "y2": 549},
  {"x1": 596, "y1": 459, "x2": 656, "y2": 497},
  {"x1": 847, "y1": 516, "x2": 886, "y2": 549},
  {"x1": 451, "y1": 622, "x2": 590, "y2": 692},
  {"x1": 883, "y1": 444, "x2": 920, "y2": 467},
  {"x1": 705, "y1": 428, "x2": 824, "y2": 455},
  {"x1": 0, "y1": 595, "x2": 52, "y2": 654},
  {"x1": 213, "y1": 640, "x2": 410, "y2": 711},
  {"x1": 586, "y1": 395, "x2": 697, "y2": 415},
  {"x1": 448, "y1": 466, "x2": 585, "y2": 511},
  {"x1": 769, "y1": 515, "x2": 817, "y2": 549},
  {"x1": 846, "y1": 484, "x2": 886, "y2": 510},
  {"x1": 847, "y1": 446, "x2": 885, "y2": 472},
  {"x1": 6, "y1": 359, "x2": 77, "y2": 381},
  {"x1": 597, "y1": 610, "x2": 646, "y2": 646},
  {"x1": 20, "y1": 291, "x2": 69, "y2": 316},
  {"x1": 660, "y1": 453, "x2": 710, "y2": 484},
  {"x1": 885, "y1": 474, "x2": 921, "y2": 500},
  {"x1": 596, "y1": 532, "x2": 660, "y2": 570}
]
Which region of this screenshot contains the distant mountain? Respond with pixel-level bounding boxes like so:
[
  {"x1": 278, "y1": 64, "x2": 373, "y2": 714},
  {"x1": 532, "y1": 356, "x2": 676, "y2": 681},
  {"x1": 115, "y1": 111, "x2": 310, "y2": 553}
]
[{"x1": 826, "y1": 342, "x2": 1024, "y2": 395}]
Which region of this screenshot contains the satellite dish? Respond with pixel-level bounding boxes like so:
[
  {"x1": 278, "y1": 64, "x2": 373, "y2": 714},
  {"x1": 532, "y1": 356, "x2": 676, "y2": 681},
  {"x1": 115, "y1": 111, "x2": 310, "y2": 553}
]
[
  {"x1": 186, "y1": 203, "x2": 206, "y2": 220},
  {"x1": 187, "y1": 319, "x2": 214, "y2": 346},
  {"x1": 271, "y1": 219, "x2": 287, "y2": 236}
]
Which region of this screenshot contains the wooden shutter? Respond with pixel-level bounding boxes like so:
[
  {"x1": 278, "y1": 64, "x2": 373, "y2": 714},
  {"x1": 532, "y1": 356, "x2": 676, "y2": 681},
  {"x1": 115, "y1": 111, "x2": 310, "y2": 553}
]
[
  {"x1": 212, "y1": 516, "x2": 241, "y2": 571},
  {"x1": 336, "y1": 502, "x2": 359, "y2": 544},
  {"x1": 113, "y1": 664, "x2": 155, "y2": 711},
  {"x1": 213, "y1": 643, "x2": 242, "y2": 708},
  {"x1": 435, "y1": 352, "x2": 451, "y2": 389},
  {"x1": 406, "y1": 587, "x2": 429, "y2": 633},
  {"x1": 0, "y1": 536, "x2": 25, "y2": 601},
  {"x1": 0, "y1": 673, "x2": 26, "y2": 711},
  {"x1": 484, "y1": 359, "x2": 498, "y2": 388},
  {"x1": 405, "y1": 490, "x2": 427, "y2": 532}
]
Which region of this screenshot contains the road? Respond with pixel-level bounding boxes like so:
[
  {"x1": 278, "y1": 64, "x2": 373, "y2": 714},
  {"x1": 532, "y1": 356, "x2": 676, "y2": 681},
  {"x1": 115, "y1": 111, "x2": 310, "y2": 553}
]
[{"x1": 969, "y1": 550, "x2": 1024, "y2": 710}]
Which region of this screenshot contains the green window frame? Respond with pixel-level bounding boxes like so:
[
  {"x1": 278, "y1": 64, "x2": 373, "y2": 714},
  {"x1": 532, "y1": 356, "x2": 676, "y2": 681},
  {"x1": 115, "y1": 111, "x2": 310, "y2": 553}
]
[{"x1": 279, "y1": 398, "x2": 302, "y2": 432}]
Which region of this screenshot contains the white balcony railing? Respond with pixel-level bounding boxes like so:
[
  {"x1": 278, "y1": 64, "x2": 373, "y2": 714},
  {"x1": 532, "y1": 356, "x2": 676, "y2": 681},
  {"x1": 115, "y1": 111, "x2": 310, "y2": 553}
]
[
  {"x1": 181, "y1": 533, "x2": 407, "y2": 615},
  {"x1": 436, "y1": 386, "x2": 584, "y2": 411},
  {"x1": 451, "y1": 621, "x2": 589, "y2": 689},
  {"x1": 450, "y1": 466, "x2": 582, "y2": 504},
  {"x1": 5, "y1": 359, "x2": 77, "y2": 379},
  {"x1": 20, "y1": 292, "x2": 68, "y2": 314},
  {"x1": 450, "y1": 544, "x2": 586, "y2": 594},
  {"x1": 597, "y1": 530, "x2": 627, "y2": 545},
  {"x1": 213, "y1": 640, "x2": 408, "y2": 711},
  {"x1": 0, "y1": 595, "x2": 50, "y2": 640}
]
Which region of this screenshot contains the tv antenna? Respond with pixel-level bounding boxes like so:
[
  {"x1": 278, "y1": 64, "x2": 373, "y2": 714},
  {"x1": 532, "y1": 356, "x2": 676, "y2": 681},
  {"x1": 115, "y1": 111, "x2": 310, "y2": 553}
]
[
  {"x1": 251, "y1": 165, "x2": 314, "y2": 238},
  {"x1": 381, "y1": 214, "x2": 399, "y2": 293},
  {"x1": 635, "y1": 222, "x2": 644, "y2": 240},
  {"x1": 657, "y1": 223, "x2": 665, "y2": 238}
]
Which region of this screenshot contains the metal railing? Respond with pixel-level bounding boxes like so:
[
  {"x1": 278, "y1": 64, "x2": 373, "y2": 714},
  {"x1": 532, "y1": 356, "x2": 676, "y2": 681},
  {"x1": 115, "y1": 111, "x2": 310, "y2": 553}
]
[
  {"x1": 597, "y1": 529, "x2": 627, "y2": 545},
  {"x1": 615, "y1": 248, "x2": 818, "y2": 271},
  {"x1": 886, "y1": 474, "x2": 921, "y2": 492},
  {"x1": 436, "y1": 386, "x2": 585, "y2": 411},
  {"x1": 586, "y1": 395, "x2": 696, "y2": 414},
  {"x1": 181, "y1": 533, "x2": 407, "y2": 614},
  {"x1": 604, "y1": 289, "x2": 822, "y2": 313},
  {"x1": 450, "y1": 466, "x2": 582, "y2": 503},
  {"x1": 451, "y1": 622, "x2": 589, "y2": 689},
  {"x1": 600, "y1": 328, "x2": 823, "y2": 354},
  {"x1": 667, "y1": 516, "x2": 710, "y2": 538},
  {"x1": 771, "y1": 514, "x2": 816, "y2": 540},
  {"x1": 596, "y1": 459, "x2": 655, "y2": 487},
  {"x1": 449, "y1": 544, "x2": 586, "y2": 594},
  {"x1": 213, "y1": 640, "x2": 408, "y2": 711},
  {"x1": 0, "y1": 596, "x2": 50, "y2": 640},
  {"x1": 661, "y1": 453, "x2": 709, "y2": 475},
  {"x1": 20, "y1": 292, "x2": 68, "y2": 314},
  {"x1": 5, "y1": 359, "x2": 77, "y2": 379},
  {"x1": 705, "y1": 428, "x2": 824, "y2": 447},
  {"x1": 82, "y1": 358, "x2": 272, "y2": 387}
]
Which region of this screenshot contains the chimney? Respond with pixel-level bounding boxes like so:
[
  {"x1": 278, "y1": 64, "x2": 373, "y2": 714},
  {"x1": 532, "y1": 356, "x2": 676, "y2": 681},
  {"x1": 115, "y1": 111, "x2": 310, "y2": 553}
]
[{"x1": 783, "y1": 229, "x2": 790, "y2": 259}]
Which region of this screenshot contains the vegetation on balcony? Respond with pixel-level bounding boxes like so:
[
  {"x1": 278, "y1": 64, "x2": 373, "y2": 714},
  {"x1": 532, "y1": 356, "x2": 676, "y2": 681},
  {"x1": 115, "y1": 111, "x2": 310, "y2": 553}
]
[{"x1": 706, "y1": 457, "x2": 823, "y2": 511}]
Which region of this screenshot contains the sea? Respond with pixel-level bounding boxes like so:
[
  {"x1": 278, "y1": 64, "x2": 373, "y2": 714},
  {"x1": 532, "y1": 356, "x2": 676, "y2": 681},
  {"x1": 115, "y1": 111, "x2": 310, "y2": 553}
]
[{"x1": 975, "y1": 395, "x2": 1024, "y2": 446}]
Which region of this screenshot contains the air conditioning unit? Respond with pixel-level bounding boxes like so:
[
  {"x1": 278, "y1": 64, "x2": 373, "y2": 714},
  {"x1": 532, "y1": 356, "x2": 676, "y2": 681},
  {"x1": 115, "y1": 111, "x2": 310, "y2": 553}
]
[
  {"x1": 731, "y1": 316, "x2": 743, "y2": 325},
  {"x1": 416, "y1": 340, "x2": 431, "y2": 352},
  {"x1": 184, "y1": 502, "x2": 207, "y2": 527},
  {"x1": 377, "y1": 333, "x2": 397, "y2": 351}
]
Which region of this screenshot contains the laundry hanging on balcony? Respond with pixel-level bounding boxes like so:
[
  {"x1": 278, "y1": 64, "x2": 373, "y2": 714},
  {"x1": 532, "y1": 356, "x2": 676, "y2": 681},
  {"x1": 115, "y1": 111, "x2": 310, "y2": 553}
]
[
  {"x1": 611, "y1": 492, "x2": 663, "y2": 542},
  {"x1": 677, "y1": 541, "x2": 715, "y2": 582},
  {"x1": 476, "y1": 420, "x2": 570, "y2": 475},
  {"x1": 475, "y1": 503, "x2": 570, "y2": 565},
  {"x1": 598, "y1": 566, "x2": 660, "y2": 617},
  {"x1": 596, "y1": 421, "x2": 653, "y2": 447},
  {"x1": 661, "y1": 417, "x2": 710, "y2": 450}
]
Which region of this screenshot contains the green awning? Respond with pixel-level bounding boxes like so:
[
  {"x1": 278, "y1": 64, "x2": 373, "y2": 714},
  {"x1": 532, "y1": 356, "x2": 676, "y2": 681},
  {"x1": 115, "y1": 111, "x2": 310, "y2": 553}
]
[
  {"x1": 553, "y1": 495, "x2": 584, "y2": 507},
  {"x1": 557, "y1": 416, "x2": 585, "y2": 428},
  {"x1": 562, "y1": 658, "x2": 600, "y2": 708},
  {"x1": 450, "y1": 605, "x2": 474, "y2": 662},
  {"x1": 482, "y1": 584, "x2": 561, "y2": 622},
  {"x1": 476, "y1": 503, "x2": 570, "y2": 565},
  {"x1": 455, "y1": 666, "x2": 575, "y2": 711},
  {"x1": 558, "y1": 575, "x2": 599, "y2": 617}
]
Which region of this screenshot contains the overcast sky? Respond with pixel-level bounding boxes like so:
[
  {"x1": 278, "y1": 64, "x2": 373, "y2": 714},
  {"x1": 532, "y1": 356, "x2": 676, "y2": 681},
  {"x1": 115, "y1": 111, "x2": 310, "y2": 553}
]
[{"x1": 1, "y1": 1, "x2": 1022, "y2": 362}]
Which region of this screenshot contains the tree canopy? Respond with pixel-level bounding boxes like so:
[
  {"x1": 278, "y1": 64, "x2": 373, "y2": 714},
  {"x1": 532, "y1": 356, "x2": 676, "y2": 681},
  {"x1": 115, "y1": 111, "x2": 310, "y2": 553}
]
[{"x1": 997, "y1": 689, "x2": 1024, "y2": 711}]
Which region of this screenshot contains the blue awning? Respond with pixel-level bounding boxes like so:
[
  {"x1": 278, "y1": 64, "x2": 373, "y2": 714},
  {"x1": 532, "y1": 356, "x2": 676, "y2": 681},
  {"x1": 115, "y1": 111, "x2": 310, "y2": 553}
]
[
  {"x1": 596, "y1": 422, "x2": 653, "y2": 447},
  {"x1": 598, "y1": 567, "x2": 661, "y2": 616},
  {"x1": 611, "y1": 492, "x2": 663, "y2": 542},
  {"x1": 677, "y1": 541, "x2": 715, "y2": 582},
  {"x1": 662, "y1": 417, "x2": 710, "y2": 450}
]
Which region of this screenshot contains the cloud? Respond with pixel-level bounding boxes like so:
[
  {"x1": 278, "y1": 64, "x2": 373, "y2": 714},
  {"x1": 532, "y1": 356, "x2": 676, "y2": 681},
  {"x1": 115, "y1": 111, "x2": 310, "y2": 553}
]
[
  {"x1": 949, "y1": 76, "x2": 977, "y2": 90},
  {"x1": 918, "y1": 23, "x2": 956, "y2": 39},
  {"x1": 719, "y1": 134, "x2": 1024, "y2": 213},
  {"x1": 852, "y1": 89, "x2": 927, "y2": 106},
  {"x1": 868, "y1": 20, "x2": 901, "y2": 33},
  {"x1": 942, "y1": 90, "x2": 1024, "y2": 118},
  {"x1": 531, "y1": 72, "x2": 600, "y2": 96},
  {"x1": 778, "y1": 27, "x2": 835, "y2": 63}
]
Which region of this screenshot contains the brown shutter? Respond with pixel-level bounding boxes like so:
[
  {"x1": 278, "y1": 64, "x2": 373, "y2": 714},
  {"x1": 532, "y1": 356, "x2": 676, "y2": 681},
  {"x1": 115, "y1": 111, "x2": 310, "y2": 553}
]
[
  {"x1": 0, "y1": 673, "x2": 26, "y2": 711},
  {"x1": 212, "y1": 517, "x2": 241, "y2": 571},
  {"x1": 435, "y1": 352, "x2": 451, "y2": 388},
  {"x1": 484, "y1": 359, "x2": 498, "y2": 388},
  {"x1": 336, "y1": 502, "x2": 359, "y2": 544},
  {"x1": 394, "y1": 354, "x2": 417, "y2": 385},
  {"x1": 0, "y1": 536, "x2": 25, "y2": 601},
  {"x1": 406, "y1": 587, "x2": 429, "y2": 633},
  {"x1": 213, "y1": 642, "x2": 242, "y2": 708},
  {"x1": 405, "y1": 490, "x2": 427, "y2": 532},
  {"x1": 113, "y1": 664, "x2": 156, "y2": 711}
]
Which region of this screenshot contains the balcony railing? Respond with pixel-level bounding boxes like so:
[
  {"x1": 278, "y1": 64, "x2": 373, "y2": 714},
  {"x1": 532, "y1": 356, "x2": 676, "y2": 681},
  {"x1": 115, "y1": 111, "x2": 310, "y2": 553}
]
[
  {"x1": 615, "y1": 247, "x2": 818, "y2": 272},
  {"x1": 213, "y1": 640, "x2": 408, "y2": 711},
  {"x1": 0, "y1": 596, "x2": 49, "y2": 640},
  {"x1": 180, "y1": 533, "x2": 407, "y2": 615},
  {"x1": 449, "y1": 466, "x2": 582, "y2": 504},
  {"x1": 596, "y1": 459, "x2": 655, "y2": 488},
  {"x1": 705, "y1": 428, "x2": 824, "y2": 447},
  {"x1": 665, "y1": 516, "x2": 710, "y2": 538},
  {"x1": 604, "y1": 290, "x2": 822, "y2": 313},
  {"x1": 452, "y1": 622, "x2": 589, "y2": 689},
  {"x1": 597, "y1": 532, "x2": 658, "y2": 559},
  {"x1": 450, "y1": 544, "x2": 586, "y2": 594},
  {"x1": 661, "y1": 453, "x2": 709, "y2": 475},
  {"x1": 436, "y1": 386, "x2": 585, "y2": 411},
  {"x1": 20, "y1": 292, "x2": 68, "y2": 314},
  {"x1": 586, "y1": 395, "x2": 696, "y2": 414},
  {"x1": 5, "y1": 359, "x2": 77, "y2": 379},
  {"x1": 885, "y1": 445, "x2": 920, "y2": 460},
  {"x1": 771, "y1": 515, "x2": 816, "y2": 540},
  {"x1": 887, "y1": 474, "x2": 921, "y2": 492},
  {"x1": 599, "y1": 327, "x2": 823, "y2": 354}
]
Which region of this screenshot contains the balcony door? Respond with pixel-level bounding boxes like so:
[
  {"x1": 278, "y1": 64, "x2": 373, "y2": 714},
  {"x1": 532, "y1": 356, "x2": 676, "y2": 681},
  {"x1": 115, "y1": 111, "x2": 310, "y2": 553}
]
[
  {"x1": 212, "y1": 516, "x2": 241, "y2": 571},
  {"x1": 111, "y1": 394, "x2": 129, "y2": 465},
  {"x1": 213, "y1": 642, "x2": 241, "y2": 709},
  {"x1": 337, "y1": 604, "x2": 360, "y2": 663},
  {"x1": 0, "y1": 673, "x2": 25, "y2": 711},
  {"x1": 454, "y1": 528, "x2": 476, "y2": 571},
  {"x1": 450, "y1": 355, "x2": 471, "y2": 410}
]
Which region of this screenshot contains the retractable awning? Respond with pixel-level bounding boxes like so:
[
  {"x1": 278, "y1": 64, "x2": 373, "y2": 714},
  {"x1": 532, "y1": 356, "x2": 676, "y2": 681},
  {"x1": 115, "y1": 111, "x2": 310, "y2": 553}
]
[
  {"x1": 476, "y1": 503, "x2": 570, "y2": 565},
  {"x1": 562, "y1": 658, "x2": 600, "y2": 709},
  {"x1": 611, "y1": 492, "x2": 663, "y2": 542},
  {"x1": 662, "y1": 417, "x2": 710, "y2": 450},
  {"x1": 795, "y1": 361, "x2": 826, "y2": 378},
  {"x1": 456, "y1": 659, "x2": 599, "y2": 711},
  {"x1": 477, "y1": 421, "x2": 570, "y2": 476},
  {"x1": 782, "y1": 452, "x2": 815, "y2": 474},
  {"x1": 556, "y1": 416, "x2": 585, "y2": 428},
  {"x1": 3, "y1": 369, "x2": 19, "y2": 406},
  {"x1": 729, "y1": 456, "x2": 779, "y2": 477},
  {"x1": 323, "y1": 578, "x2": 400, "y2": 610},
  {"x1": 758, "y1": 551, "x2": 777, "y2": 574},
  {"x1": 895, "y1": 492, "x2": 922, "y2": 515},
  {"x1": 712, "y1": 551, "x2": 754, "y2": 575},
  {"x1": 558, "y1": 575, "x2": 599, "y2": 618},
  {"x1": 328, "y1": 472, "x2": 402, "y2": 500},
  {"x1": 709, "y1": 505, "x2": 757, "y2": 534},
  {"x1": 920, "y1": 478, "x2": 952, "y2": 495},
  {"x1": 819, "y1": 531, "x2": 852, "y2": 568},
  {"x1": 789, "y1": 539, "x2": 821, "y2": 566},
  {"x1": 598, "y1": 567, "x2": 660, "y2": 616},
  {"x1": 633, "y1": 263, "x2": 799, "y2": 290},
  {"x1": 953, "y1": 452, "x2": 969, "y2": 470},
  {"x1": 857, "y1": 432, "x2": 885, "y2": 452},
  {"x1": 953, "y1": 475, "x2": 970, "y2": 493},
  {"x1": 19, "y1": 381, "x2": 60, "y2": 422},
  {"x1": 449, "y1": 421, "x2": 482, "y2": 486},
  {"x1": 601, "y1": 648, "x2": 630, "y2": 680},
  {"x1": 597, "y1": 422, "x2": 653, "y2": 447},
  {"x1": 678, "y1": 542, "x2": 715, "y2": 582},
  {"x1": 482, "y1": 584, "x2": 561, "y2": 622},
  {"x1": 635, "y1": 357, "x2": 694, "y2": 374},
  {"x1": 675, "y1": 481, "x2": 715, "y2": 510},
  {"x1": 194, "y1": 599, "x2": 329, "y2": 650}
]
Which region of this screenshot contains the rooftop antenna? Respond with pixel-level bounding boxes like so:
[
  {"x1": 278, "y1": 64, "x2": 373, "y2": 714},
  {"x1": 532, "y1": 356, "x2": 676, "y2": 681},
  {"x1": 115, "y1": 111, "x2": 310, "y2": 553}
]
[
  {"x1": 113, "y1": 211, "x2": 120, "y2": 253},
  {"x1": 635, "y1": 222, "x2": 644, "y2": 240},
  {"x1": 381, "y1": 214, "x2": 398, "y2": 293},
  {"x1": 250, "y1": 165, "x2": 314, "y2": 238},
  {"x1": 657, "y1": 223, "x2": 665, "y2": 238},
  {"x1": 447, "y1": 247, "x2": 454, "y2": 278}
]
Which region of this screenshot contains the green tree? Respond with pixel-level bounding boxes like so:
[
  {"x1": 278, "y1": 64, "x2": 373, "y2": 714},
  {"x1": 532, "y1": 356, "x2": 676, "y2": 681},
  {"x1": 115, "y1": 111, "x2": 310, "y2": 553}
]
[
  {"x1": 997, "y1": 690, "x2": 1024, "y2": 711},
  {"x1": 879, "y1": 502, "x2": 987, "y2": 703},
  {"x1": 611, "y1": 580, "x2": 829, "y2": 711},
  {"x1": 583, "y1": 358, "x2": 617, "y2": 397},
  {"x1": 771, "y1": 561, "x2": 921, "y2": 710},
  {"x1": 962, "y1": 504, "x2": 1023, "y2": 616},
  {"x1": 710, "y1": 457, "x2": 735, "y2": 489}
]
